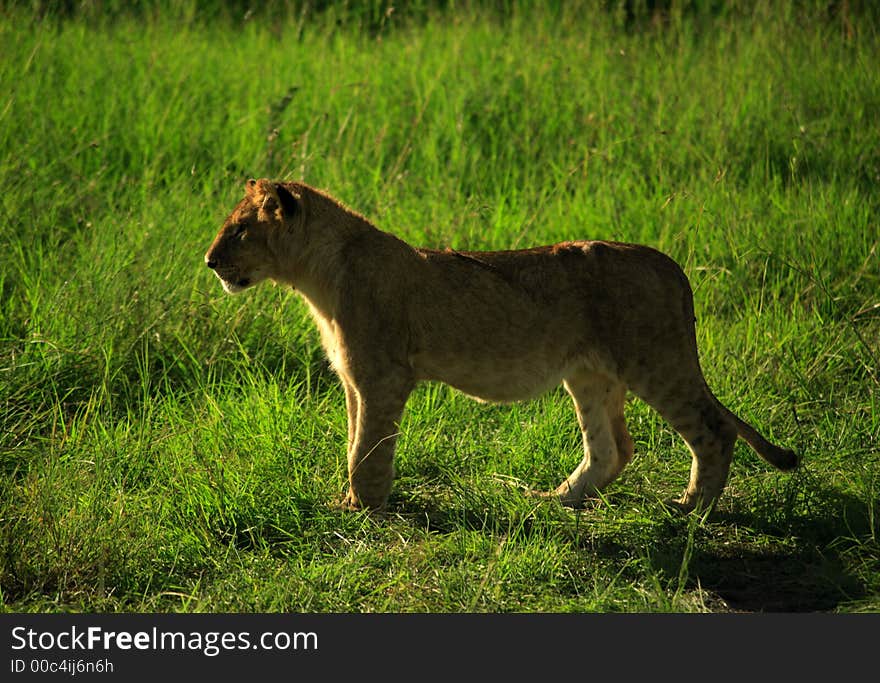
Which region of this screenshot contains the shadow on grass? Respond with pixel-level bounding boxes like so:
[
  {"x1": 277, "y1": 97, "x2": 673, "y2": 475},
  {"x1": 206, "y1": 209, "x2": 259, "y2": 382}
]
[
  {"x1": 187, "y1": 464, "x2": 877, "y2": 613},
  {"x1": 687, "y1": 486, "x2": 877, "y2": 612},
  {"x1": 684, "y1": 545, "x2": 858, "y2": 612},
  {"x1": 387, "y1": 480, "x2": 876, "y2": 613}
]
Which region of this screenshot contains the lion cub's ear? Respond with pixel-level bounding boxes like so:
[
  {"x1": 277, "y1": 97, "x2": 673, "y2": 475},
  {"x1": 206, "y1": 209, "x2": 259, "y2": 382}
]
[
  {"x1": 246, "y1": 178, "x2": 274, "y2": 201},
  {"x1": 246, "y1": 179, "x2": 299, "y2": 221},
  {"x1": 275, "y1": 184, "x2": 299, "y2": 217}
]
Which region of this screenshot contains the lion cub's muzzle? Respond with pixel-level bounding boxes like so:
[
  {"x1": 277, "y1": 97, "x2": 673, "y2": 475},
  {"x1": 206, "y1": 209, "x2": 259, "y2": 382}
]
[{"x1": 205, "y1": 254, "x2": 251, "y2": 294}]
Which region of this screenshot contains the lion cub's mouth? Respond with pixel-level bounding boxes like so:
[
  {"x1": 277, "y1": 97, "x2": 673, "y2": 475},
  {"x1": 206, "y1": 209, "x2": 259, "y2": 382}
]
[{"x1": 215, "y1": 273, "x2": 251, "y2": 294}]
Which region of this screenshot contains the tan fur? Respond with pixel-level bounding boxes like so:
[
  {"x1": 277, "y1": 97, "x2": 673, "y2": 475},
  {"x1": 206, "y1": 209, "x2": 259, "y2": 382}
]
[{"x1": 205, "y1": 179, "x2": 798, "y2": 512}]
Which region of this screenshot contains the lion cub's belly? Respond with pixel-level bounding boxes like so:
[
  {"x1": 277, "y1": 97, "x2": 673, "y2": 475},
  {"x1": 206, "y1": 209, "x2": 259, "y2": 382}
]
[{"x1": 409, "y1": 350, "x2": 590, "y2": 403}]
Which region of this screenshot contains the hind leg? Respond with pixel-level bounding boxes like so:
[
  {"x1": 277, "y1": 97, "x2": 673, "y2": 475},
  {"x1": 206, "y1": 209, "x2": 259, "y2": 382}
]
[
  {"x1": 608, "y1": 393, "x2": 635, "y2": 482},
  {"x1": 552, "y1": 372, "x2": 631, "y2": 507},
  {"x1": 671, "y1": 400, "x2": 737, "y2": 511},
  {"x1": 635, "y1": 376, "x2": 737, "y2": 511}
]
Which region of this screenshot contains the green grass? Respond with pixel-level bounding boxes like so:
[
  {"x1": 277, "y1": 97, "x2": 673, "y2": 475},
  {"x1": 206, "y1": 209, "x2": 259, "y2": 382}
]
[{"x1": 1, "y1": 1, "x2": 878, "y2": 612}]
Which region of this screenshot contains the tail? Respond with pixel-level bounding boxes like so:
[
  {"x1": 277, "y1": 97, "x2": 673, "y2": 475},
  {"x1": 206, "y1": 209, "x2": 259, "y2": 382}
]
[
  {"x1": 720, "y1": 403, "x2": 799, "y2": 471},
  {"x1": 676, "y1": 265, "x2": 798, "y2": 472}
]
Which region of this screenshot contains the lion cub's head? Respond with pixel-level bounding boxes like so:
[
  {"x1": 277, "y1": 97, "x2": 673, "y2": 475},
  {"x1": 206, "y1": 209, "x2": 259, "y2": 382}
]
[{"x1": 205, "y1": 178, "x2": 300, "y2": 294}]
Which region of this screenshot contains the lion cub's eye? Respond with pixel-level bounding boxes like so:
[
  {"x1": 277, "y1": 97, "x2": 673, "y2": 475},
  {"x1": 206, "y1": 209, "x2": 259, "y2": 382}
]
[{"x1": 232, "y1": 223, "x2": 247, "y2": 239}]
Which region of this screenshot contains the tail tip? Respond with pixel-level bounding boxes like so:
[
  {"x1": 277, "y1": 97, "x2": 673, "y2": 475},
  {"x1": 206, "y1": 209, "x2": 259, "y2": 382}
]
[{"x1": 775, "y1": 447, "x2": 799, "y2": 471}]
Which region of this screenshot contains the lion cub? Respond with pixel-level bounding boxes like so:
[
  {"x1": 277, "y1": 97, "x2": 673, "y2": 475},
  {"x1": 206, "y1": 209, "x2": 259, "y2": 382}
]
[{"x1": 205, "y1": 179, "x2": 797, "y2": 511}]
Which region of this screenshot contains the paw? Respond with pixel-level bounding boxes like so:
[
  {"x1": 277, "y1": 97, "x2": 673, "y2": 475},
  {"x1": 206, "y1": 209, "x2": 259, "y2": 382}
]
[
  {"x1": 525, "y1": 488, "x2": 593, "y2": 509},
  {"x1": 335, "y1": 490, "x2": 387, "y2": 513},
  {"x1": 663, "y1": 497, "x2": 696, "y2": 514},
  {"x1": 335, "y1": 491, "x2": 362, "y2": 512},
  {"x1": 664, "y1": 492, "x2": 716, "y2": 515}
]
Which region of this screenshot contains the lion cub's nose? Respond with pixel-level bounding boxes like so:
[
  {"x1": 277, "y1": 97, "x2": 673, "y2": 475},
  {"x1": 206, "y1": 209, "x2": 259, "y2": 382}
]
[{"x1": 205, "y1": 255, "x2": 217, "y2": 269}]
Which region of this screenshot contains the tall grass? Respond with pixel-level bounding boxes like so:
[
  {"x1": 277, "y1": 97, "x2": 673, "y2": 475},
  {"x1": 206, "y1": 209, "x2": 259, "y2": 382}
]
[{"x1": 1, "y1": 1, "x2": 878, "y2": 612}]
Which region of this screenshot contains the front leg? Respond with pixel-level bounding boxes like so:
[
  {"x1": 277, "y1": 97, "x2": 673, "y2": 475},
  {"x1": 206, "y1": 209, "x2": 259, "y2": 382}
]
[
  {"x1": 341, "y1": 372, "x2": 413, "y2": 510},
  {"x1": 343, "y1": 380, "x2": 358, "y2": 454}
]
